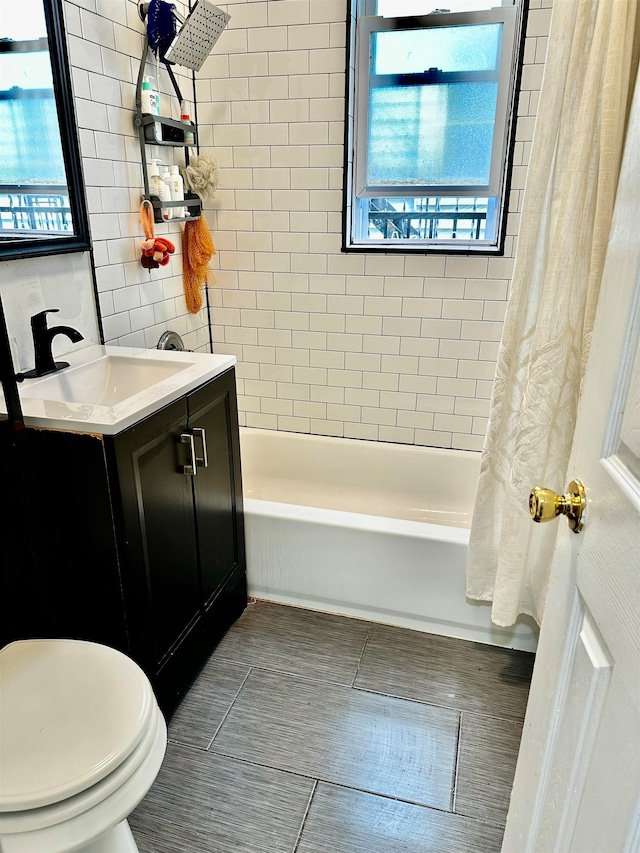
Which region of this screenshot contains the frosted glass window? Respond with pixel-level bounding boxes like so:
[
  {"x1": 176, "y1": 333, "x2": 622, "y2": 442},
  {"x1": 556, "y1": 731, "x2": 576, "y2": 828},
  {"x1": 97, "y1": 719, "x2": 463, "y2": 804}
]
[
  {"x1": 367, "y1": 24, "x2": 501, "y2": 188},
  {"x1": 376, "y1": 0, "x2": 495, "y2": 14},
  {"x1": 372, "y1": 25, "x2": 502, "y2": 75},
  {"x1": 367, "y1": 82, "x2": 498, "y2": 186}
]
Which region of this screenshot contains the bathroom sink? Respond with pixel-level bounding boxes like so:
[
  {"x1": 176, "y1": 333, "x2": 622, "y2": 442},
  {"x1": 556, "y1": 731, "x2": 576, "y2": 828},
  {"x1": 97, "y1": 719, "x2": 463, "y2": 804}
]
[
  {"x1": 11, "y1": 345, "x2": 236, "y2": 435},
  {"x1": 20, "y1": 353, "x2": 191, "y2": 407}
]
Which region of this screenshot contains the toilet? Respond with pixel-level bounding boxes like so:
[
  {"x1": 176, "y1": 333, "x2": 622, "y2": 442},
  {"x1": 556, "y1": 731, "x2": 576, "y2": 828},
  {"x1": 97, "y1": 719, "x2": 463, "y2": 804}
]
[{"x1": 0, "y1": 639, "x2": 167, "y2": 853}]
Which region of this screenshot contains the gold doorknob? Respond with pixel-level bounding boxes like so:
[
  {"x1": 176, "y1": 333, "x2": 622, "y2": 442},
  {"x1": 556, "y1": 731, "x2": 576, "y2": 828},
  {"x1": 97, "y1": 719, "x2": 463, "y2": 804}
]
[{"x1": 529, "y1": 479, "x2": 587, "y2": 533}]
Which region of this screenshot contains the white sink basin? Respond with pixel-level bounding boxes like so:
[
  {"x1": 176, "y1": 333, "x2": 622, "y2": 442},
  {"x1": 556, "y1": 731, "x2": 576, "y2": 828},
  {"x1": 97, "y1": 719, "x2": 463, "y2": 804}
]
[
  {"x1": 11, "y1": 345, "x2": 237, "y2": 435},
  {"x1": 20, "y1": 354, "x2": 192, "y2": 407}
]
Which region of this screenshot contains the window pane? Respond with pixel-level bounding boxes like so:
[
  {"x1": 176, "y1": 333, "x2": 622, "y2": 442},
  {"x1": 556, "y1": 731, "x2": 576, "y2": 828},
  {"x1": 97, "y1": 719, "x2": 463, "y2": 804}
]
[
  {"x1": 367, "y1": 81, "x2": 498, "y2": 186},
  {"x1": 2, "y1": 0, "x2": 47, "y2": 39},
  {"x1": 0, "y1": 1, "x2": 73, "y2": 238},
  {"x1": 0, "y1": 95, "x2": 66, "y2": 186},
  {"x1": 376, "y1": 1, "x2": 497, "y2": 14},
  {"x1": 359, "y1": 196, "x2": 495, "y2": 241},
  {"x1": 372, "y1": 24, "x2": 502, "y2": 76}
]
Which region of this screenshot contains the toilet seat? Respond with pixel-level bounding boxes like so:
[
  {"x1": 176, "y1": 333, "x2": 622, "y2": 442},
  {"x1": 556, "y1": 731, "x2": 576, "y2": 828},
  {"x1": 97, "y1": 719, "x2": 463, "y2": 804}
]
[
  {"x1": 0, "y1": 639, "x2": 167, "y2": 853},
  {"x1": 0, "y1": 639, "x2": 155, "y2": 812},
  {"x1": 0, "y1": 699, "x2": 165, "y2": 834}
]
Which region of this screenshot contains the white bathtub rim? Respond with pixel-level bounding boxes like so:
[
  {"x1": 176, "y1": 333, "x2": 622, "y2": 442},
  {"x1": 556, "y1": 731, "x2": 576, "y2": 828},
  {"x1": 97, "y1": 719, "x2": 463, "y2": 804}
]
[{"x1": 244, "y1": 497, "x2": 470, "y2": 545}]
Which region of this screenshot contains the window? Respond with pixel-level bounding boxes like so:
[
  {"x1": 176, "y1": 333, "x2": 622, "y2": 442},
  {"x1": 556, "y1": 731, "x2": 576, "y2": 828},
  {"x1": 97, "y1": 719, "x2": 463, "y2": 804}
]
[
  {"x1": 0, "y1": 0, "x2": 90, "y2": 261},
  {"x1": 343, "y1": 0, "x2": 526, "y2": 253}
]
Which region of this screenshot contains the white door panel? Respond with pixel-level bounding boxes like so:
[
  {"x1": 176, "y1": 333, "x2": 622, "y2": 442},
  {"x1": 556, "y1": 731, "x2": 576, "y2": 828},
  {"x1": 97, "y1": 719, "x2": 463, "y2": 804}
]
[{"x1": 502, "y1": 70, "x2": 640, "y2": 853}]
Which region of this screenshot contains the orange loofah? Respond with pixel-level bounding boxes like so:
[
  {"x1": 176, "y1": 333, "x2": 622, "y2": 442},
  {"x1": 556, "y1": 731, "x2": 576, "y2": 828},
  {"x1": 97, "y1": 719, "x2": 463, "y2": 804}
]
[{"x1": 182, "y1": 215, "x2": 216, "y2": 314}]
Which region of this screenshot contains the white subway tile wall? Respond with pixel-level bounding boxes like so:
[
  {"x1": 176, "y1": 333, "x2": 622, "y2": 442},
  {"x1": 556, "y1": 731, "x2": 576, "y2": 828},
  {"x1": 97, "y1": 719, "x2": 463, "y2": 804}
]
[
  {"x1": 199, "y1": 0, "x2": 551, "y2": 449},
  {"x1": 63, "y1": 0, "x2": 212, "y2": 354},
  {"x1": 59, "y1": 0, "x2": 551, "y2": 450}
]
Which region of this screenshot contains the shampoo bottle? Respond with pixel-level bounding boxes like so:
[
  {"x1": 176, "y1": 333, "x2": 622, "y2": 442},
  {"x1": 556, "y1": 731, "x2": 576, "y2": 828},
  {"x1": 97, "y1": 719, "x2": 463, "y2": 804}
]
[
  {"x1": 169, "y1": 165, "x2": 186, "y2": 217},
  {"x1": 180, "y1": 108, "x2": 195, "y2": 145},
  {"x1": 148, "y1": 160, "x2": 172, "y2": 219},
  {"x1": 141, "y1": 76, "x2": 161, "y2": 116}
]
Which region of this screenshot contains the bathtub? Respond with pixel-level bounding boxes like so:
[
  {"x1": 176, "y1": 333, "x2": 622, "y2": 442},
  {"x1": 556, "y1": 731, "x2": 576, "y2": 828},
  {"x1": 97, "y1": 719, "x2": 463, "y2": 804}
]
[{"x1": 240, "y1": 427, "x2": 538, "y2": 652}]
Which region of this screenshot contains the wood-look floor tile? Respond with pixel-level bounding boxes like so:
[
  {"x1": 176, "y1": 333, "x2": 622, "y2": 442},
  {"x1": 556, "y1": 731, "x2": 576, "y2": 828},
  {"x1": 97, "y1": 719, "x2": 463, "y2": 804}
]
[
  {"x1": 129, "y1": 743, "x2": 314, "y2": 853},
  {"x1": 296, "y1": 782, "x2": 505, "y2": 853},
  {"x1": 455, "y1": 712, "x2": 524, "y2": 825},
  {"x1": 355, "y1": 623, "x2": 534, "y2": 721},
  {"x1": 210, "y1": 669, "x2": 459, "y2": 810},
  {"x1": 167, "y1": 657, "x2": 250, "y2": 749},
  {"x1": 213, "y1": 599, "x2": 371, "y2": 684}
]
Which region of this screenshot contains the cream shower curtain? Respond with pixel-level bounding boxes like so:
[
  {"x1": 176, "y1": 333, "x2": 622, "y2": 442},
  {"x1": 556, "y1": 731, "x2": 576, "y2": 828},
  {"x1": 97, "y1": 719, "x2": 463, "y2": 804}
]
[{"x1": 466, "y1": 0, "x2": 640, "y2": 628}]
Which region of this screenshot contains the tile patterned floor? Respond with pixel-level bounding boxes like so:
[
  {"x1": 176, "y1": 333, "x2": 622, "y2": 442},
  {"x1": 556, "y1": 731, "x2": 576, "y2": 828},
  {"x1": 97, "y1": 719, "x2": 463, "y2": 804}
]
[{"x1": 130, "y1": 600, "x2": 534, "y2": 852}]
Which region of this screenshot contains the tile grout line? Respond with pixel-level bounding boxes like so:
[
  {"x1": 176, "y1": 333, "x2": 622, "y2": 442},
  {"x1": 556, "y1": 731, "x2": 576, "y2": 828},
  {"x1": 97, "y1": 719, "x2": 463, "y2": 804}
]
[
  {"x1": 350, "y1": 620, "x2": 374, "y2": 687},
  {"x1": 204, "y1": 665, "x2": 253, "y2": 751},
  {"x1": 349, "y1": 680, "x2": 527, "y2": 725},
  {"x1": 451, "y1": 710, "x2": 464, "y2": 815},
  {"x1": 291, "y1": 779, "x2": 318, "y2": 853},
  {"x1": 211, "y1": 657, "x2": 375, "y2": 690}
]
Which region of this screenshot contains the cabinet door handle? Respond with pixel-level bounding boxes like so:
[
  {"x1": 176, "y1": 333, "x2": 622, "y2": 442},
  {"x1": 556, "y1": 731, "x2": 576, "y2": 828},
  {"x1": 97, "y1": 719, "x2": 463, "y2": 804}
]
[
  {"x1": 193, "y1": 426, "x2": 209, "y2": 469},
  {"x1": 180, "y1": 432, "x2": 197, "y2": 476}
]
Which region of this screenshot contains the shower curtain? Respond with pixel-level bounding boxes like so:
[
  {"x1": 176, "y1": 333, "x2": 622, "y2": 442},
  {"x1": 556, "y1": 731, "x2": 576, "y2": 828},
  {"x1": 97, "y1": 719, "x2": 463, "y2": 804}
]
[{"x1": 466, "y1": 0, "x2": 640, "y2": 628}]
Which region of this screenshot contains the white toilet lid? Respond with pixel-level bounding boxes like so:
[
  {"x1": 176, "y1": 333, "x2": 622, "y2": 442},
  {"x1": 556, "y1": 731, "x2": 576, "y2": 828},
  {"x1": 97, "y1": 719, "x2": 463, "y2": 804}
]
[{"x1": 0, "y1": 639, "x2": 155, "y2": 811}]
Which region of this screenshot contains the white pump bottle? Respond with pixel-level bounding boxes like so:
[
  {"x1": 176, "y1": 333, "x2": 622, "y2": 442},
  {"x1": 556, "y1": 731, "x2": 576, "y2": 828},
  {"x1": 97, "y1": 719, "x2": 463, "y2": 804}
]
[
  {"x1": 168, "y1": 165, "x2": 186, "y2": 218},
  {"x1": 160, "y1": 166, "x2": 175, "y2": 220},
  {"x1": 148, "y1": 160, "x2": 172, "y2": 220}
]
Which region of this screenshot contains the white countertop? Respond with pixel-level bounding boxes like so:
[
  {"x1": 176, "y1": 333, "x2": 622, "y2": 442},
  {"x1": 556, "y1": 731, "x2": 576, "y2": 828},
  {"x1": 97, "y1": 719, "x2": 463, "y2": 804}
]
[{"x1": 2, "y1": 344, "x2": 236, "y2": 435}]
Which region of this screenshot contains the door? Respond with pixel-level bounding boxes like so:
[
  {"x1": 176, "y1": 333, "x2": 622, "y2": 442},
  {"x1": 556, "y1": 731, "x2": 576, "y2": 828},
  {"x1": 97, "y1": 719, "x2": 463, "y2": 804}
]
[
  {"x1": 501, "y1": 78, "x2": 640, "y2": 849},
  {"x1": 188, "y1": 368, "x2": 246, "y2": 609},
  {"x1": 113, "y1": 396, "x2": 201, "y2": 672}
]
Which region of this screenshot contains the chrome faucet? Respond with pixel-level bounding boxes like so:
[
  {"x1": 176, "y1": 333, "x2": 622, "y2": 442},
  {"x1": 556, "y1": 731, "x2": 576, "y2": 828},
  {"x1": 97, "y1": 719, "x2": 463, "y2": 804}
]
[{"x1": 21, "y1": 309, "x2": 84, "y2": 379}]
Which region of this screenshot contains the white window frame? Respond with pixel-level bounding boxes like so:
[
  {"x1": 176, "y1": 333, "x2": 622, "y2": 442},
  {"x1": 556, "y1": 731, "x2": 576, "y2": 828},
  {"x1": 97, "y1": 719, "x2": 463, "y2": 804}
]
[{"x1": 343, "y1": 0, "x2": 526, "y2": 254}]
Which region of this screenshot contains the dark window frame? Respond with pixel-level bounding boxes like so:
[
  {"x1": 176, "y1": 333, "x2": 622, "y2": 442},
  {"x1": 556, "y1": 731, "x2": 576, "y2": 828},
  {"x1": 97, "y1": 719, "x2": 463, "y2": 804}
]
[{"x1": 342, "y1": 0, "x2": 529, "y2": 256}]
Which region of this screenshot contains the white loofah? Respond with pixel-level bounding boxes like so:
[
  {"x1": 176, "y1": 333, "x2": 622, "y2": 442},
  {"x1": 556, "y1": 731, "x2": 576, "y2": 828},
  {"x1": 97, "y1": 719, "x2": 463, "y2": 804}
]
[{"x1": 181, "y1": 152, "x2": 220, "y2": 202}]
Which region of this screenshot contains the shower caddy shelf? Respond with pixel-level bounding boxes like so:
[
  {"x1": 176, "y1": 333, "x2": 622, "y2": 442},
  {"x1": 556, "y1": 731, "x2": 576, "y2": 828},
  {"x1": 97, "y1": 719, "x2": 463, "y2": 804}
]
[{"x1": 134, "y1": 39, "x2": 201, "y2": 224}]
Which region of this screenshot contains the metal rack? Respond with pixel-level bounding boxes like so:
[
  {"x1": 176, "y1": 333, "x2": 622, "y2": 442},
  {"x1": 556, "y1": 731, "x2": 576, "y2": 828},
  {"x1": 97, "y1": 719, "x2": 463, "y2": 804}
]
[{"x1": 134, "y1": 39, "x2": 201, "y2": 224}]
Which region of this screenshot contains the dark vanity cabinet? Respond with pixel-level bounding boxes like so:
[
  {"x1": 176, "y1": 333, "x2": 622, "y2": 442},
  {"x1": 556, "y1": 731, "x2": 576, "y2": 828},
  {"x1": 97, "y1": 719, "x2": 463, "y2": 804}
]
[{"x1": 23, "y1": 367, "x2": 246, "y2": 717}]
